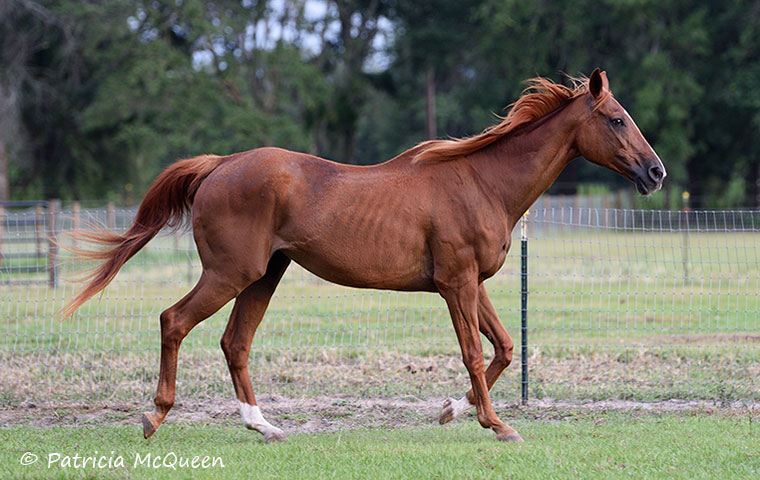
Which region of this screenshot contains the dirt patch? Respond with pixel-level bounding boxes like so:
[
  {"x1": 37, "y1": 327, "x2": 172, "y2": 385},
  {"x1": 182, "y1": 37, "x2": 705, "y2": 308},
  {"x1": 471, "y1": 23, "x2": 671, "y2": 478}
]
[
  {"x1": 0, "y1": 396, "x2": 443, "y2": 433},
  {"x1": 652, "y1": 333, "x2": 760, "y2": 344},
  {"x1": 2, "y1": 396, "x2": 759, "y2": 434},
  {"x1": 4, "y1": 347, "x2": 760, "y2": 406}
]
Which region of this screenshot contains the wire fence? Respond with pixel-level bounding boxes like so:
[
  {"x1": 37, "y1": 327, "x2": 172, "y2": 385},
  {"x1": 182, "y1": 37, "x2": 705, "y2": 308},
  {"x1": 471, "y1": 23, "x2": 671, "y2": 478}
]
[
  {"x1": 1, "y1": 201, "x2": 759, "y2": 406},
  {"x1": 524, "y1": 205, "x2": 760, "y2": 403}
]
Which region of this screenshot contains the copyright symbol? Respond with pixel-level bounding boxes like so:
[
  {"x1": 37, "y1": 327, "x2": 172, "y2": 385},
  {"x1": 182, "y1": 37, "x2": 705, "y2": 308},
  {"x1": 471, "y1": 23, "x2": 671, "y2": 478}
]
[{"x1": 20, "y1": 452, "x2": 38, "y2": 466}]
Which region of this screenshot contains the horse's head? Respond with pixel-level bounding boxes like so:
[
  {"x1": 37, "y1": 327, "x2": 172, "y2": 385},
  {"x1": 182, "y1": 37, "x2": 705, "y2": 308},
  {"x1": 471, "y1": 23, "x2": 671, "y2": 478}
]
[{"x1": 575, "y1": 68, "x2": 666, "y2": 195}]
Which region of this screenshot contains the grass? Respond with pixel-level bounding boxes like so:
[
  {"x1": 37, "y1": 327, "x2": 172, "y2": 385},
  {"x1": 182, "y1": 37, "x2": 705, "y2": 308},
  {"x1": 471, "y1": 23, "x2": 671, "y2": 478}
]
[
  {"x1": 2, "y1": 225, "x2": 760, "y2": 403},
  {"x1": 1, "y1": 411, "x2": 759, "y2": 479},
  {"x1": 2, "y1": 209, "x2": 760, "y2": 478}
]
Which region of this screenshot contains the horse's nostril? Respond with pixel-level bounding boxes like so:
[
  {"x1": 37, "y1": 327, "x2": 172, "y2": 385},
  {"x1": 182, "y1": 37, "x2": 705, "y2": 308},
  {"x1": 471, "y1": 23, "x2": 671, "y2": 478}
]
[{"x1": 648, "y1": 166, "x2": 663, "y2": 181}]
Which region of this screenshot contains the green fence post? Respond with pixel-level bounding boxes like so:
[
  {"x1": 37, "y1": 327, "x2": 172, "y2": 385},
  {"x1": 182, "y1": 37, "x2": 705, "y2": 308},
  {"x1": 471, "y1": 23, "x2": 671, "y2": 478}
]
[{"x1": 521, "y1": 210, "x2": 529, "y2": 406}]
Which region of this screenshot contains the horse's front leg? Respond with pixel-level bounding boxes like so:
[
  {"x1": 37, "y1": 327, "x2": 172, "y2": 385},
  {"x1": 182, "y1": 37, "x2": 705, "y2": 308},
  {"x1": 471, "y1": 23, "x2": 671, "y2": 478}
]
[
  {"x1": 440, "y1": 284, "x2": 514, "y2": 425},
  {"x1": 436, "y1": 275, "x2": 523, "y2": 442}
]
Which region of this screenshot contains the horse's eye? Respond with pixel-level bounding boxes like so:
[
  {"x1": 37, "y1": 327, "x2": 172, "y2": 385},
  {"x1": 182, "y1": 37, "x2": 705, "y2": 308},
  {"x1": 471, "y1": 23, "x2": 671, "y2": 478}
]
[{"x1": 611, "y1": 118, "x2": 625, "y2": 127}]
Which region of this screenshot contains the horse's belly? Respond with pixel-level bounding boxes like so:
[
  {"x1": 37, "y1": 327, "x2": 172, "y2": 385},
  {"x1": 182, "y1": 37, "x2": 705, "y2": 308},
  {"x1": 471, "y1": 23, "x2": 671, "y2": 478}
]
[{"x1": 283, "y1": 246, "x2": 436, "y2": 292}]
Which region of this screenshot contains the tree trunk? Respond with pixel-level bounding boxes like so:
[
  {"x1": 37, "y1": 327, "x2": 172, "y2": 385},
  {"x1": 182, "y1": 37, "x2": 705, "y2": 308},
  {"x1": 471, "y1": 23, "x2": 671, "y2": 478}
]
[
  {"x1": 343, "y1": 128, "x2": 355, "y2": 165},
  {"x1": 425, "y1": 65, "x2": 436, "y2": 140},
  {"x1": 686, "y1": 157, "x2": 702, "y2": 209},
  {"x1": 755, "y1": 160, "x2": 760, "y2": 208},
  {"x1": 0, "y1": 141, "x2": 8, "y2": 202}
]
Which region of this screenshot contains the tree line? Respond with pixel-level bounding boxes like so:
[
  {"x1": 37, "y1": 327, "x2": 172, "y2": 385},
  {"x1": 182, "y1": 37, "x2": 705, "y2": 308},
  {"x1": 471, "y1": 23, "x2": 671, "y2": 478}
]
[{"x1": 1, "y1": 0, "x2": 759, "y2": 208}]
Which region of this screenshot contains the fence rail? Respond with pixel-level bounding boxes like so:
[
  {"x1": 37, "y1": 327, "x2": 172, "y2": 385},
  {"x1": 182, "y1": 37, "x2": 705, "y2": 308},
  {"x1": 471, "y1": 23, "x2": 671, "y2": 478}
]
[{"x1": 1, "y1": 202, "x2": 759, "y2": 405}]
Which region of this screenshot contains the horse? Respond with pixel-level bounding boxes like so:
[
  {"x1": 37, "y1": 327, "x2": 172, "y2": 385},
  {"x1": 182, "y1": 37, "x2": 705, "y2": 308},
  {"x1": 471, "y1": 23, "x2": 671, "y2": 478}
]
[{"x1": 64, "y1": 68, "x2": 665, "y2": 443}]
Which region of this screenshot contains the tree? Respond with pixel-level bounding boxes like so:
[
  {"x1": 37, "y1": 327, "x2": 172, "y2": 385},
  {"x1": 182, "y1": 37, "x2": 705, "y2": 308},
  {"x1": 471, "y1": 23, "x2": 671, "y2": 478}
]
[
  {"x1": 369, "y1": 0, "x2": 760, "y2": 206},
  {"x1": 0, "y1": 0, "x2": 76, "y2": 199},
  {"x1": 4, "y1": 0, "x2": 333, "y2": 199},
  {"x1": 4, "y1": 0, "x2": 759, "y2": 206}
]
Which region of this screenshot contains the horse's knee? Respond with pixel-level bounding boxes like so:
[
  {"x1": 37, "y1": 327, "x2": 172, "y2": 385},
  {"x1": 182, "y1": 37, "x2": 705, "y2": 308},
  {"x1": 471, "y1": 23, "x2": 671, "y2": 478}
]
[
  {"x1": 498, "y1": 337, "x2": 514, "y2": 368},
  {"x1": 490, "y1": 333, "x2": 514, "y2": 369}
]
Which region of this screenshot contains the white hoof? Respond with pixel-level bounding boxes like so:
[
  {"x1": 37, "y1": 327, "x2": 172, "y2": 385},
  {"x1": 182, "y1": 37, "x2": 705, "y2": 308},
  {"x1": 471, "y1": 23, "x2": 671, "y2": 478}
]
[
  {"x1": 239, "y1": 401, "x2": 286, "y2": 441},
  {"x1": 439, "y1": 396, "x2": 474, "y2": 425}
]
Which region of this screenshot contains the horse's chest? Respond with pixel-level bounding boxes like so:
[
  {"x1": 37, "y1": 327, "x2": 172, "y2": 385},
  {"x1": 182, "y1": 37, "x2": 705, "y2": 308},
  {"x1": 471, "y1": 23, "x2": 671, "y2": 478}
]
[
  {"x1": 474, "y1": 226, "x2": 510, "y2": 280},
  {"x1": 478, "y1": 240, "x2": 509, "y2": 280}
]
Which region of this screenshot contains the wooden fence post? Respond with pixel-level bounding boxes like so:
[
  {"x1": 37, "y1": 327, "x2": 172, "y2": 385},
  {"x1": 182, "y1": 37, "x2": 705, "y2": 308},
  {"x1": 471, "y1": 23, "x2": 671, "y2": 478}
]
[
  {"x1": 0, "y1": 204, "x2": 4, "y2": 264},
  {"x1": 107, "y1": 201, "x2": 115, "y2": 230},
  {"x1": 47, "y1": 199, "x2": 60, "y2": 288},
  {"x1": 572, "y1": 194, "x2": 579, "y2": 226},
  {"x1": 681, "y1": 192, "x2": 690, "y2": 283},
  {"x1": 35, "y1": 204, "x2": 44, "y2": 260},
  {"x1": 603, "y1": 194, "x2": 610, "y2": 228},
  {"x1": 72, "y1": 201, "x2": 80, "y2": 249}
]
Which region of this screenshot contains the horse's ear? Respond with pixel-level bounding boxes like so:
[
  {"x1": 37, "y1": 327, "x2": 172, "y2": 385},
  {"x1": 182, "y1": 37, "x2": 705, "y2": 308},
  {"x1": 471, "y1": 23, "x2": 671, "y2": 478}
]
[{"x1": 589, "y1": 68, "x2": 603, "y2": 98}]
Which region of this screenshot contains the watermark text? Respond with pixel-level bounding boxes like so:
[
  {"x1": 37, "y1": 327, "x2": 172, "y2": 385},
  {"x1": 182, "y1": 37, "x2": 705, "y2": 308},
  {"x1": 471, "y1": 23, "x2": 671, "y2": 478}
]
[{"x1": 20, "y1": 450, "x2": 225, "y2": 470}]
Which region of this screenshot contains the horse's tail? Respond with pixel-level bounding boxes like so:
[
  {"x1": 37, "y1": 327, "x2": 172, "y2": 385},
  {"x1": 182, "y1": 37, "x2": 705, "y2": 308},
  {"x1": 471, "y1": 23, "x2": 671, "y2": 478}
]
[{"x1": 61, "y1": 154, "x2": 229, "y2": 319}]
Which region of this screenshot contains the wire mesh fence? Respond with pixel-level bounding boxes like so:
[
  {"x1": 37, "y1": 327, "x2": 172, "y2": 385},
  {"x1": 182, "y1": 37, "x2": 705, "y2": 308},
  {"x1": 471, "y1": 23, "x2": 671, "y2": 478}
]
[
  {"x1": 524, "y1": 205, "x2": 760, "y2": 403},
  {"x1": 1, "y1": 201, "x2": 758, "y2": 406}
]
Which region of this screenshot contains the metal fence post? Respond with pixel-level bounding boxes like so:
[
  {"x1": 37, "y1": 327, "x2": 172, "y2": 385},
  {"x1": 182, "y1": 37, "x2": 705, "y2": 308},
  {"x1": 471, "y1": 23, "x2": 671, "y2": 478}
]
[{"x1": 520, "y1": 210, "x2": 529, "y2": 406}]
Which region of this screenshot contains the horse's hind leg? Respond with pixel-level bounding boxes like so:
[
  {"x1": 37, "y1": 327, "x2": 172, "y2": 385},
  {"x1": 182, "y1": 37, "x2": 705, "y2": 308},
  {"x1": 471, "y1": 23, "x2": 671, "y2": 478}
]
[
  {"x1": 440, "y1": 284, "x2": 514, "y2": 425},
  {"x1": 220, "y1": 252, "x2": 290, "y2": 443},
  {"x1": 142, "y1": 271, "x2": 240, "y2": 439}
]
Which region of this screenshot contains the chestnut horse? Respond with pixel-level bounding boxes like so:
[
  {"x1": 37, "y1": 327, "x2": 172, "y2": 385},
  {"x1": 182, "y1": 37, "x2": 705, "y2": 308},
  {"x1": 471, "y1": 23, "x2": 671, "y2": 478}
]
[{"x1": 64, "y1": 69, "x2": 665, "y2": 442}]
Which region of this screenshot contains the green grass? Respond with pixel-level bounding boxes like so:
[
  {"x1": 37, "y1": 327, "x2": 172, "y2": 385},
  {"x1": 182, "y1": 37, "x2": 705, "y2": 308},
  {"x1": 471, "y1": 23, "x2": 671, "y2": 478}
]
[
  {"x1": 5, "y1": 231, "x2": 759, "y2": 347},
  {"x1": 2, "y1": 229, "x2": 759, "y2": 403},
  {"x1": 1, "y1": 411, "x2": 759, "y2": 479}
]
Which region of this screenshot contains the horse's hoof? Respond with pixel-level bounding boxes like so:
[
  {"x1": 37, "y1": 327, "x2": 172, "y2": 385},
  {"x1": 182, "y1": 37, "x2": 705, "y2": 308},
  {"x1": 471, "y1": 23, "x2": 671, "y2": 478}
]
[
  {"x1": 264, "y1": 430, "x2": 288, "y2": 443},
  {"x1": 439, "y1": 398, "x2": 456, "y2": 425},
  {"x1": 142, "y1": 413, "x2": 159, "y2": 439},
  {"x1": 498, "y1": 432, "x2": 524, "y2": 443}
]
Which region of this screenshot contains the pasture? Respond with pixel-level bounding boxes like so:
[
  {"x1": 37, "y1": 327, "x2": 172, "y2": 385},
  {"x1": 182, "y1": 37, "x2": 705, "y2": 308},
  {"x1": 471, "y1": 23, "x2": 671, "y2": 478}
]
[
  {"x1": 2, "y1": 206, "x2": 759, "y2": 404},
  {"x1": 1, "y1": 205, "x2": 759, "y2": 478},
  {"x1": 2, "y1": 408, "x2": 759, "y2": 479}
]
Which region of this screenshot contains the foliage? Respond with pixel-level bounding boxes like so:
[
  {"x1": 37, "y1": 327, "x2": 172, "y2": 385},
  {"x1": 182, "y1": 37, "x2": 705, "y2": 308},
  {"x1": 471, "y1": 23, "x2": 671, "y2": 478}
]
[
  {"x1": 363, "y1": 0, "x2": 760, "y2": 206},
  {"x1": 2, "y1": 0, "x2": 759, "y2": 206}
]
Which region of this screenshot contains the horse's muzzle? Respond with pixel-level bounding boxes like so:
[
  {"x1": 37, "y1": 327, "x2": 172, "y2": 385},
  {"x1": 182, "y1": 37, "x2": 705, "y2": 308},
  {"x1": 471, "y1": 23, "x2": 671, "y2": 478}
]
[{"x1": 634, "y1": 158, "x2": 666, "y2": 195}]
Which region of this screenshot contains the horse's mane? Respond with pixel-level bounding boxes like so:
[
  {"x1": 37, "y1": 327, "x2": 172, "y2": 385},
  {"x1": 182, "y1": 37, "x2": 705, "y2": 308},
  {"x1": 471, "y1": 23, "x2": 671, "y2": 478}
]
[{"x1": 413, "y1": 75, "x2": 609, "y2": 163}]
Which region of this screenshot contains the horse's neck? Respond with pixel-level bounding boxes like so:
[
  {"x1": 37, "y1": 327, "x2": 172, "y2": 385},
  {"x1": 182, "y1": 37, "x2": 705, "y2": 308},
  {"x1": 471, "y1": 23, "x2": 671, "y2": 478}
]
[{"x1": 469, "y1": 103, "x2": 581, "y2": 222}]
